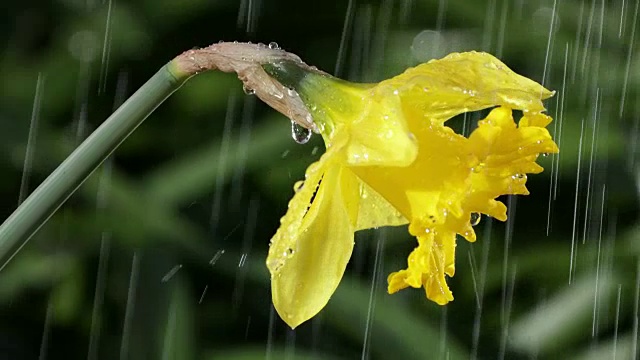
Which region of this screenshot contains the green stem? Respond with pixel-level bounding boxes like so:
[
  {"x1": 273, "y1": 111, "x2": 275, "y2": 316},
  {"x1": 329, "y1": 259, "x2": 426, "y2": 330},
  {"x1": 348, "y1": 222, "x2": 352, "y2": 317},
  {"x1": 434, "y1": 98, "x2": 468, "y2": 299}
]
[{"x1": 0, "y1": 62, "x2": 190, "y2": 270}]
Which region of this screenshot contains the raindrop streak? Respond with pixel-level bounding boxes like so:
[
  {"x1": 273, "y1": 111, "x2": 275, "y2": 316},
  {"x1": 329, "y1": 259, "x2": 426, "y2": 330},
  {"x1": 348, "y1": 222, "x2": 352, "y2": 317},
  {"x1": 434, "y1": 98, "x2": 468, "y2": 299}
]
[
  {"x1": 209, "y1": 249, "x2": 225, "y2": 266},
  {"x1": 237, "y1": 0, "x2": 261, "y2": 34},
  {"x1": 501, "y1": 196, "x2": 515, "y2": 336},
  {"x1": 285, "y1": 328, "x2": 296, "y2": 360},
  {"x1": 569, "y1": 119, "x2": 585, "y2": 284},
  {"x1": 88, "y1": 69, "x2": 126, "y2": 360},
  {"x1": 439, "y1": 307, "x2": 448, "y2": 360},
  {"x1": 238, "y1": 254, "x2": 248, "y2": 268},
  {"x1": 495, "y1": 0, "x2": 508, "y2": 57},
  {"x1": 540, "y1": 0, "x2": 558, "y2": 89},
  {"x1": 266, "y1": 305, "x2": 276, "y2": 360},
  {"x1": 198, "y1": 285, "x2": 209, "y2": 304},
  {"x1": 19, "y1": 73, "x2": 44, "y2": 205},
  {"x1": 161, "y1": 264, "x2": 183, "y2": 283},
  {"x1": 554, "y1": 42, "x2": 568, "y2": 201},
  {"x1": 161, "y1": 289, "x2": 178, "y2": 360},
  {"x1": 230, "y1": 96, "x2": 255, "y2": 209},
  {"x1": 291, "y1": 121, "x2": 312, "y2": 144},
  {"x1": 361, "y1": 231, "x2": 385, "y2": 360},
  {"x1": 87, "y1": 161, "x2": 113, "y2": 360},
  {"x1": 334, "y1": 0, "x2": 355, "y2": 77},
  {"x1": 232, "y1": 197, "x2": 259, "y2": 309},
  {"x1": 369, "y1": 0, "x2": 393, "y2": 78},
  {"x1": 98, "y1": 0, "x2": 114, "y2": 94},
  {"x1": 347, "y1": 4, "x2": 371, "y2": 81},
  {"x1": 481, "y1": 0, "x2": 497, "y2": 51},
  {"x1": 470, "y1": 219, "x2": 492, "y2": 360},
  {"x1": 632, "y1": 261, "x2": 640, "y2": 358},
  {"x1": 582, "y1": 89, "x2": 600, "y2": 245},
  {"x1": 619, "y1": 0, "x2": 627, "y2": 38},
  {"x1": 591, "y1": 186, "x2": 606, "y2": 338},
  {"x1": 571, "y1": 1, "x2": 585, "y2": 83},
  {"x1": 547, "y1": 43, "x2": 569, "y2": 235},
  {"x1": 619, "y1": 0, "x2": 639, "y2": 117},
  {"x1": 210, "y1": 94, "x2": 236, "y2": 235},
  {"x1": 38, "y1": 301, "x2": 54, "y2": 360},
  {"x1": 498, "y1": 265, "x2": 517, "y2": 360},
  {"x1": 119, "y1": 252, "x2": 140, "y2": 360},
  {"x1": 613, "y1": 284, "x2": 622, "y2": 359}
]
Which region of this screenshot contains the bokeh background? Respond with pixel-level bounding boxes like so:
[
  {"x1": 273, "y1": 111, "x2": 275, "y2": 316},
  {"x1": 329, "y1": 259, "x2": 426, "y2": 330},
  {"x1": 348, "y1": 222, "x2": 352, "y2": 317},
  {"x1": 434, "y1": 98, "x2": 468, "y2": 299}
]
[{"x1": 2, "y1": 0, "x2": 639, "y2": 359}]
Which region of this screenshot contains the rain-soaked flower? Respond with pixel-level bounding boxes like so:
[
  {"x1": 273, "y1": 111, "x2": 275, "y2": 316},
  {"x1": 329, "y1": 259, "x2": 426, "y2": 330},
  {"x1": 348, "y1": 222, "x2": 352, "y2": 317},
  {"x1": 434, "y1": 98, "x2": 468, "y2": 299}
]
[{"x1": 262, "y1": 51, "x2": 559, "y2": 328}]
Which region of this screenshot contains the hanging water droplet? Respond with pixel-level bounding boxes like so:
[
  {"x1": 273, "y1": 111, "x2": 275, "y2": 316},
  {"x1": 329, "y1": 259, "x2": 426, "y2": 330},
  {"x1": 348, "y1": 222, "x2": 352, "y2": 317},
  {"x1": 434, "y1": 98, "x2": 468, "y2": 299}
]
[
  {"x1": 242, "y1": 84, "x2": 255, "y2": 95},
  {"x1": 293, "y1": 180, "x2": 304, "y2": 192},
  {"x1": 541, "y1": 153, "x2": 550, "y2": 157},
  {"x1": 268, "y1": 41, "x2": 279, "y2": 49},
  {"x1": 511, "y1": 173, "x2": 526, "y2": 180},
  {"x1": 291, "y1": 121, "x2": 312, "y2": 144},
  {"x1": 470, "y1": 213, "x2": 481, "y2": 226}
]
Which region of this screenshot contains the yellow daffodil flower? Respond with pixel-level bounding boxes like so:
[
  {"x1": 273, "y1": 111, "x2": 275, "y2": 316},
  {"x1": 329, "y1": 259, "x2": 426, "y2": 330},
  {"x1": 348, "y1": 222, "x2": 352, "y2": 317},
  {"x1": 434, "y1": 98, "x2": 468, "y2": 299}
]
[{"x1": 263, "y1": 51, "x2": 559, "y2": 328}]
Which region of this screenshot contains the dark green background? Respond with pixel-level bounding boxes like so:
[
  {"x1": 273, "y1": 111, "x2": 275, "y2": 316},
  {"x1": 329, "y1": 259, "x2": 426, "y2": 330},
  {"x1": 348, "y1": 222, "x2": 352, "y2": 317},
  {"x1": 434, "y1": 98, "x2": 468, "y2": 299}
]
[{"x1": 1, "y1": 0, "x2": 639, "y2": 359}]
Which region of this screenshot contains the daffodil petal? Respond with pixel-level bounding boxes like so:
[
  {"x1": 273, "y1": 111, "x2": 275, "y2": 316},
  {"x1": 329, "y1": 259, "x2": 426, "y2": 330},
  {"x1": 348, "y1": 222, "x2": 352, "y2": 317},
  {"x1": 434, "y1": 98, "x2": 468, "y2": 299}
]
[
  {"x1": 356, "y1": 181, "x2": 408, "y2": 231},
  {"x1": 384, "y1": 52, "x2": 553, "y2": 123},
  {"x1": 345, "y1": 91, "x2": 418, "y2": 167},
  {"x1": 268, "y1": 160, "x2": 360, "y2": 328},
  {"x1": 387, "y1": 229, "x2": 455, "y2": 305}
]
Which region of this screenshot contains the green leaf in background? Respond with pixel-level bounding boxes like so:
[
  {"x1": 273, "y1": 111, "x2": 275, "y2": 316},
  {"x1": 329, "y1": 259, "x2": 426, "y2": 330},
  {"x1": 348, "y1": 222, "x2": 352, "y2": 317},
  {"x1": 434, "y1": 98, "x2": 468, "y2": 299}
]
[{"x1": 510, "y1": 273, "x2": 616, "y2": 356}]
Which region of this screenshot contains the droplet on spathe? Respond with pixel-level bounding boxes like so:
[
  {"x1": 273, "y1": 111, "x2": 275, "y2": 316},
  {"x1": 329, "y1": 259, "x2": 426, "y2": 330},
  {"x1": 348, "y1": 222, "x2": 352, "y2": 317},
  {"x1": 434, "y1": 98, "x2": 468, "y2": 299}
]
[
  {"x1": 293, "y1": 180, "x2": 304, "y2": 192},
  {"x1": 291, "y1": 121, "x2": 312, "y2": 144},
  {"x1": 268, "y1": 41, "x2": 279, "y2": 49},
  {"x1": 242, "y1": 84, "x2": 255, "y2": 95},
  {"x1": 512, "y1": 173, "x2": 526, "y2": 180},
  {"x1": 470, "y1": 213, "x2": 481, "y2": 226},
  {"x1": 541, "y1": 153, "x2": 550, "y2": 157},
  {"x1": 472, "y1": 162, "x2": 485, "y2": 173}
]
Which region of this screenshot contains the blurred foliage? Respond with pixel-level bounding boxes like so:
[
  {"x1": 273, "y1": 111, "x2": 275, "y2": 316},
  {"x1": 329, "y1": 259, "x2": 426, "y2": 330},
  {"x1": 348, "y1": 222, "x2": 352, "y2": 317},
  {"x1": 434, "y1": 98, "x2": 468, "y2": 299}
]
[{"x1": 1, "y1": 0, "x2": 639, "y2": 359}]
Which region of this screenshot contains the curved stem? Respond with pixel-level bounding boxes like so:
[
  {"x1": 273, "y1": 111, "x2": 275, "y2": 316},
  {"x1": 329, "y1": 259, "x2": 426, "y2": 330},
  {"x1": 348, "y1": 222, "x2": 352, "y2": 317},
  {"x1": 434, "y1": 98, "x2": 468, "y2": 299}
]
[
  {"x1": 0, "y1": 42, "x2": 318, "y2": 271},
  {"x1": 0, "y1": 63, "x2": 189, "y2": 270}
]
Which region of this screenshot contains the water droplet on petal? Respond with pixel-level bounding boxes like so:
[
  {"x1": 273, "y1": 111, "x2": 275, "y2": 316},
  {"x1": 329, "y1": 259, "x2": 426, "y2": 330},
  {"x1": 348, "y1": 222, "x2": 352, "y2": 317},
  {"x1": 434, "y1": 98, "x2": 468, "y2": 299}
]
[
  {"x1": 541, "y1": 153, "x2": 550, "y2": 157},
  {"x1": 242, "y1": 84, "x2": 255, "y2": 95},
  {"x1": 268, "y1": 41, "x2": 279, "y2": 49},
  {"x1": 291, "y1": 121, "x2": 312, "y2": 144},
  {"x1": 511, "y1": 173, "x2": 526, "y2": 180},
  {"x1": 470, "y1": 213, "x2": 481, "y2": 226},
  {"x1": 293, "y1": 180, "x2": 304, "y2": 192},
  {"x1": 472, "y1": 162, "x2": 486, "y2": 173}
]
